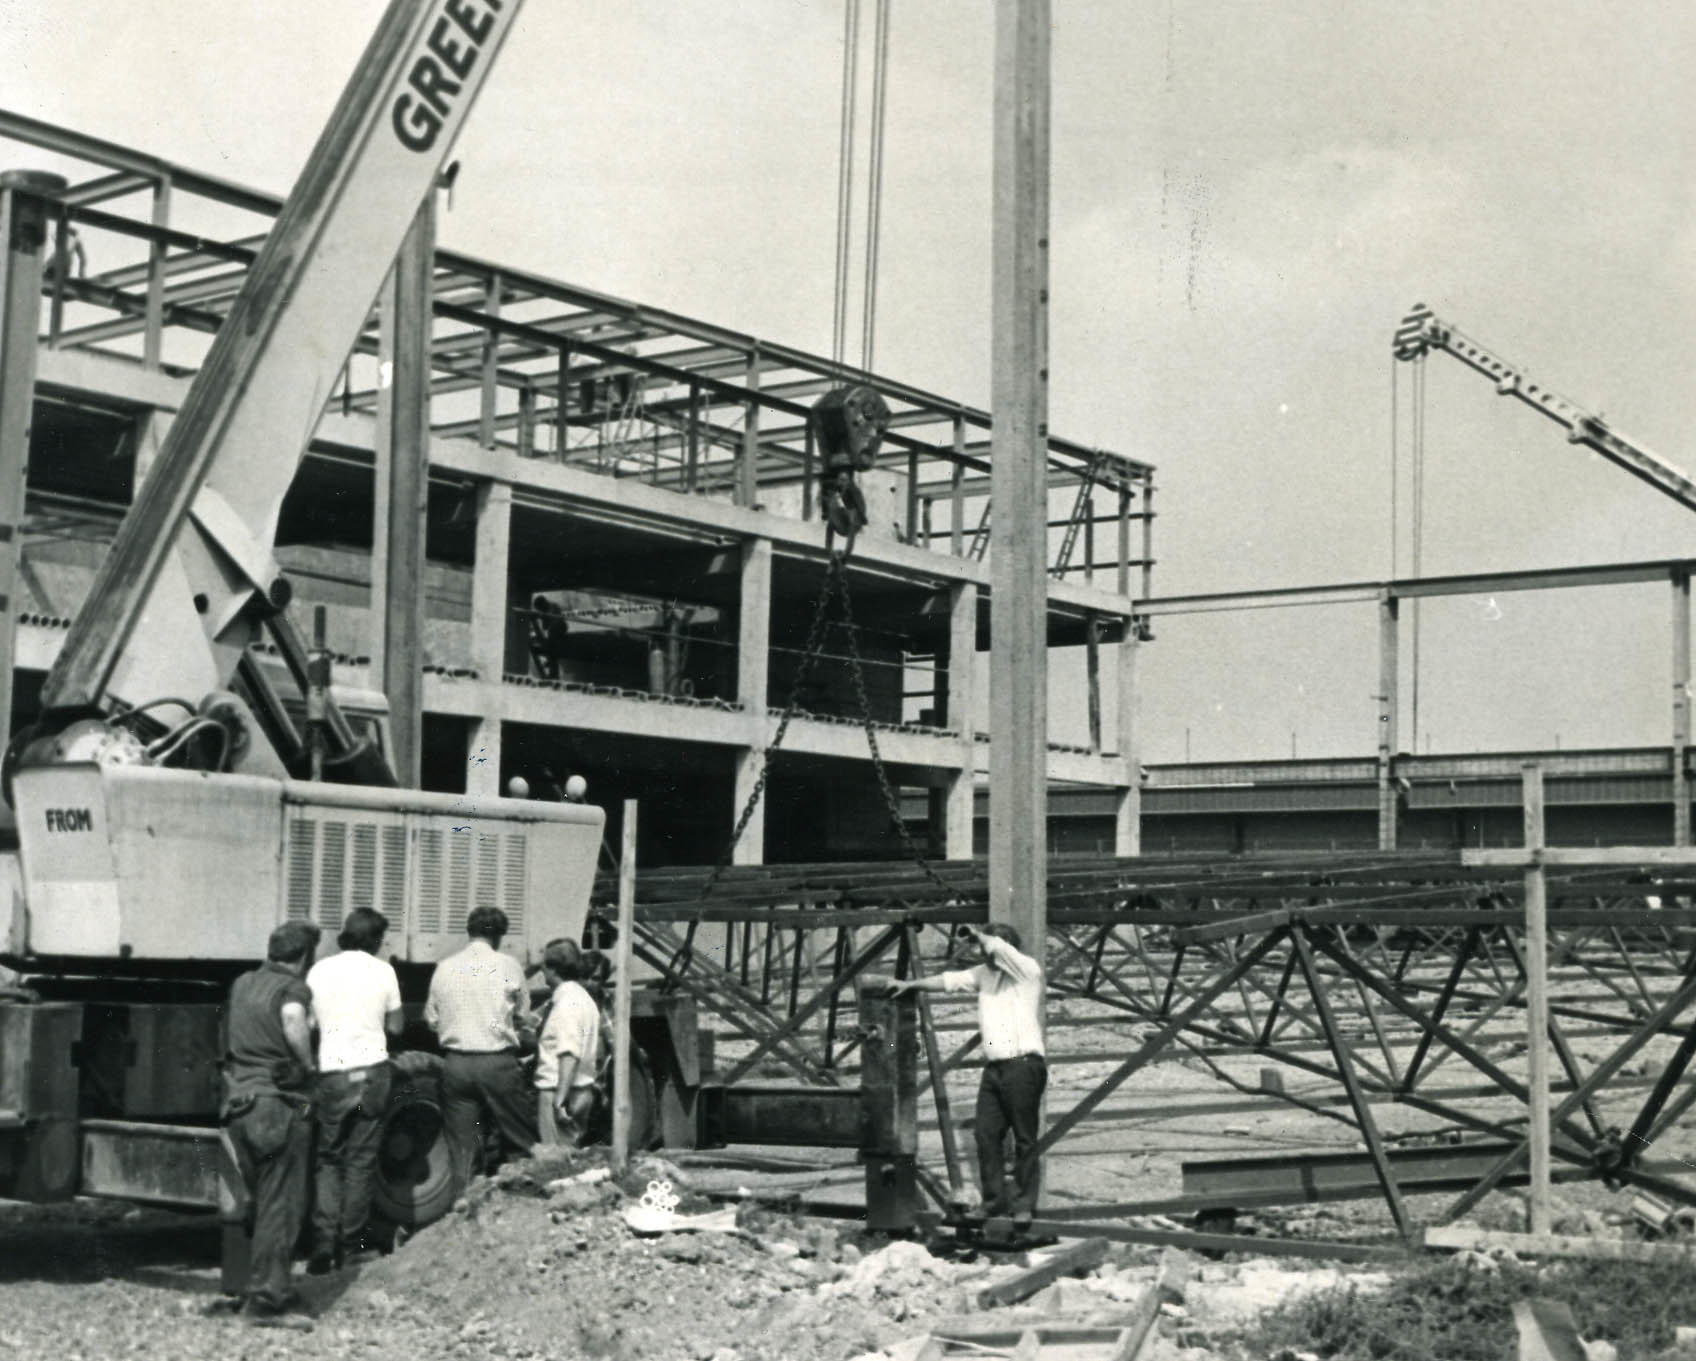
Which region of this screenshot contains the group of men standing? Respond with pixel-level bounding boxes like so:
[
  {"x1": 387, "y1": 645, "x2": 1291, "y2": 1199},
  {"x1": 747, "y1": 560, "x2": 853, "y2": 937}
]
[
  {"x1": 222, "y1": 899, "x2": 1050, "y2": 1322},
  {"x1": 222, "y1": 903, "x2": 603, "y2": 1321}
]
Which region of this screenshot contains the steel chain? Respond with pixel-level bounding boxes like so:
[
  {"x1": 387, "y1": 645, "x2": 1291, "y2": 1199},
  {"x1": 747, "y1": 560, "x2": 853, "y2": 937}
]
[
  {"x1": 664, "y1": 551, "x2": 847, "y2": 983},
  {"x1": 831, "y1": 562, "x2": 960, "y2": 901}
]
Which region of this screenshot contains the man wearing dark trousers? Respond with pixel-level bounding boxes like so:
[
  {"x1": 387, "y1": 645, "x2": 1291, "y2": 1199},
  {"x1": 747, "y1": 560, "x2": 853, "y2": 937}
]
[
  {"x1": 223, "y1": 921, "x2": 321, "y2": 1320},
  {"x1": 305, "y1": 906, "x2": 403, "y2": 1272},
  {"x1": 888, "y1": 922, "x2": 1045, "y2": 1229},
  {"x1": 424, "y1": 905, "x2": 537, "y2": 1183}
]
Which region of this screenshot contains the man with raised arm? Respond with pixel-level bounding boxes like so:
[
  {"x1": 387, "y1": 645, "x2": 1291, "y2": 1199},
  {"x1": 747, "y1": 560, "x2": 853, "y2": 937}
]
[{"x1": 887, "y1": 921, "x2": 1045, "y2": 1229}]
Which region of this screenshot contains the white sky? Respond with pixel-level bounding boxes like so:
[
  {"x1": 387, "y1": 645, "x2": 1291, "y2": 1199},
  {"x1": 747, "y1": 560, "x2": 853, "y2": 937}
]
[{"x1": 6, "y1": 1, "x2": 1695, "y2": 762}]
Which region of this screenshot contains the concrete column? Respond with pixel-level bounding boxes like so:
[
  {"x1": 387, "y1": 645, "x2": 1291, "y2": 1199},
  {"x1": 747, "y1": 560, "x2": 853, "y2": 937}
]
[
  {"x1": 466, "y1": 714, "x2": 503, "y2": 799},
  {"x1": 1674, "y1": 570, "x2": 1691, "y2": 845},
  {"x1": 0, "y1": 172, "x2": 64, "y2": 751},
  {"x1": 944, "y1": 582, "x2": 977, "y2": 859},
  {"x1": 988, "y1": 0, "x2": 1051, "y2": 951},
  {"x1": 471, "y1": 481, "x2": 513, "y2": 684},
  {"x1": 1115, "y1": 626, "x2": 1141, "y2": 856},
  {"x1": 131, "y1": 408, "x2": 173, "y2": 490},
  {"x1": 1377, "y1": 592, "x2": 1400, "y2": 850},
  {"x1": 732, "y1": 537, "x2": 772, "y2": 865}
]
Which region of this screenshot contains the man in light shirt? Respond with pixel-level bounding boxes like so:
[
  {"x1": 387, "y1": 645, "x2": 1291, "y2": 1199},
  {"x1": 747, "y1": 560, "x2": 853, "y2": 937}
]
[
  {"x1": 888, "y1": 921, "x2": 1045, "y2": 1228},
  {"x1": 424, "y1": 905, "x2": 537, "y2": 1180},
  {"x1": 304, "y1": 906, "x2": 402, "y2": 1274},
  {"x1": 534, "y1": 938, "x2": 602, "y2": 1146}
]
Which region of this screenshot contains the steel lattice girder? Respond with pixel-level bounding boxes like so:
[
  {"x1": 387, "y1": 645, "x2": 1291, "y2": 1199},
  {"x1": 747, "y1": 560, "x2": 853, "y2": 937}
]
[{"x1": 607, "y1": 851, "x2": 1696, "y2": 1246}]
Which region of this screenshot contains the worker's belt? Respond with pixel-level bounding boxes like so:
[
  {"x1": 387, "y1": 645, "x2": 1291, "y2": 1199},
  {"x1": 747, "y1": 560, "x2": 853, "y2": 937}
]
[
  {"x1": 444, "y1": 1047, "x2": 519, "y2": 1057},
  {"x1": 319, "y1": 1061, "x2": 389, "y2": 1083}
]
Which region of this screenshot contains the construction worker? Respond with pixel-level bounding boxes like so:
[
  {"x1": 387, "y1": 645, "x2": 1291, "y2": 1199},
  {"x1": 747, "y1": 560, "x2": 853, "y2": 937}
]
[
  {"x1": 222, "y1": 921, "x2": 321, "y2": 1320},
  {"x1": 305, "y1": 906, "x2": 403, "y2": 1273},
  {"x1": 534, "y1": 938, "x2": 603, "y2": 1146},
  {"x1": 424, "y1": 905, "x2": 537, "y2": 1181},
  {"x1": 886, "y1": 922, "x2": 1046, "y2": 1230}
]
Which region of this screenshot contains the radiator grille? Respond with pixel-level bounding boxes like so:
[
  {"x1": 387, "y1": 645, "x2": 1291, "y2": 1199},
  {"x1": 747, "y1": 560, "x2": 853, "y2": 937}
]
[
  {"x1": 475, "y1": 836, "x2": 499, "y2": 924},
  {"x1": 351, "y1": 824, "x2": 377, "y2": 913},
  {"x1": 416, "y1": 828, "x2": 442, "y2": 935},
  {"x1": 317, "y1": 821, "x2": 347, "y2": 926},
  {"x1": 380, "y1": 825, "x2": 407, "y2": 916},
  {"x1": 446, "y1": 834, "x2": 472, "y2": 934},
  {"x1": 503, "y1": 834, "x2": 528, "y2": 933},
  {"x1": 286, "y1": 820, "x2": 316, "y2": 922}
]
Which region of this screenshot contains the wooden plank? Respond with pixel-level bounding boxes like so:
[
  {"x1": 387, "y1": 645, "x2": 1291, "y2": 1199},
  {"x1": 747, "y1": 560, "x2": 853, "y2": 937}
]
[
  {"x1": 988, "y1": 0, "x2": 1051, "y2": 958},
  {"x1": 1424, "y1": 1224, "x2": 1696, "y2": 1263},
  {"x1": 1110, "y1": 1281, "x2": 1162, "y2": 1361},
  {"x1": 1512, "y1": 1298, "x2": 1587, "y2": 1361},
  {"x1": 975, "y1": 1236, "x2": 1109, "y2": 1310}
]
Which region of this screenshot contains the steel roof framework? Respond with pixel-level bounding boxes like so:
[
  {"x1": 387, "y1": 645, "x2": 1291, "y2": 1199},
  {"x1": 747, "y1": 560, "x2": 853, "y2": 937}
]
[{"x1": 0, "y1": 110, "x2": 1155, "y2": 590}]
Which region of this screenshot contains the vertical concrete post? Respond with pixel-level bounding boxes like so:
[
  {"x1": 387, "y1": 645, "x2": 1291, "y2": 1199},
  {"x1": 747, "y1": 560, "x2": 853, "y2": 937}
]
[
  {"x1": 131, "y1": 410, "x2": 174, "y2": 490},
  {"x1": 1115, "y1": 625, "x2": 1142, "y2": 856},
  {"x1": 0, "y1": 173, "x2": 63, "y2": 750},
  {"x1": 1673, "y1": 569, "x2": 1690, "y2": 845},
  {"x1": 1377, "y1": 592, "x2": 1400, "y2": 850},
  {"x1": 1522, "y1": 762, "x2": 1551, "y2": 1235},
  {"x1": 374, "y1": 197, "x2": 434, "y2": 790},
  {"x1": 465, "y1": 480, "x2": 512, "y2": 799},
  {"x1": 989, "y1": 0, "x2": 1051, "y2": 954},
  {"x1": 731, "y1": 537, "x2": 772, "y2": 865},
  {"x1": 945, "y1": 581, "x2": 977, "y2": 859}
]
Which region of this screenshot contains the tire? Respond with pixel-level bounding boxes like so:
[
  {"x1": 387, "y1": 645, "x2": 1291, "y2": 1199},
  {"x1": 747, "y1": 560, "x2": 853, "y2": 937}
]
[
  {"x1": 371, "y1": 1055, "x2": 462, "y2": 1232},
  {"x1": 587, "y1": 1047, "x2": 659, "y2": 1152}
]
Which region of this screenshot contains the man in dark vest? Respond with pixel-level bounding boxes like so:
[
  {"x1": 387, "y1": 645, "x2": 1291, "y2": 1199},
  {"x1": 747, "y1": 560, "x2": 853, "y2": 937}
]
[{"x1": 224, "y1": 921, "x2": 321, "y2": 1319}]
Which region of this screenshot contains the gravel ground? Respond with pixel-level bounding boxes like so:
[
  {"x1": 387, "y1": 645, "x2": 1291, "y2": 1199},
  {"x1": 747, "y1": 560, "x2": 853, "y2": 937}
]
[
  {"x1": 5, "y1": 1022, "x2": 1693, "y2": 1361},
  {"x1": 0, "y1": 1146, "x2": 1392, "y2": 1361}
]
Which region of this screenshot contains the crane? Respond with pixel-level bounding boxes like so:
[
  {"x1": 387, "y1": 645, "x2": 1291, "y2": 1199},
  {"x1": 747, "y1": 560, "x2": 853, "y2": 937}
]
[
  {"x1": 1392, "y1": 303, "x2": 1696, "y2": 513},
  {"x1": 0, "y1": 0, "x2": 652, "y2": 1248}
]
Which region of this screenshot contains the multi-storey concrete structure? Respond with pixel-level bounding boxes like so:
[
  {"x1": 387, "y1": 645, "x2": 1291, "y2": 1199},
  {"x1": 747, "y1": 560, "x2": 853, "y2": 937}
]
[{"x1": 0, "y1": 113, "x2": 1155, "y2": 869}]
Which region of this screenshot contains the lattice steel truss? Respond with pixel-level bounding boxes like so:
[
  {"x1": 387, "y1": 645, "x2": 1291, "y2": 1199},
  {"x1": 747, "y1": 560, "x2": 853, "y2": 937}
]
[{"x1": 611, "y1": 851, "x2": 1696, "y2": 1249}]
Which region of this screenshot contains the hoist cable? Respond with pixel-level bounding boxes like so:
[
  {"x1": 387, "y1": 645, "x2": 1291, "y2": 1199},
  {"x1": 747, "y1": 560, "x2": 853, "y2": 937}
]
[
  {"x1": 831, "y1": 0, "x2": 861, "y2": 369},
  {"x1": 860, "y1": 0, "x2": 892, "y2": 371}
]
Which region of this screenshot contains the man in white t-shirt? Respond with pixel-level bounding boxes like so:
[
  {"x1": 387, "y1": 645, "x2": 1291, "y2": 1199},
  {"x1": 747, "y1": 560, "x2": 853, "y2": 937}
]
[
  {"x1": 305, "y1": 906, "x2": 403, "y2": 1273},
  {"x1": 534, "y1": 938, "x2": 602, "y2": 1146},
  {"x1": 887, "y1": 921, "x2": 1045, "y2": 1227}
]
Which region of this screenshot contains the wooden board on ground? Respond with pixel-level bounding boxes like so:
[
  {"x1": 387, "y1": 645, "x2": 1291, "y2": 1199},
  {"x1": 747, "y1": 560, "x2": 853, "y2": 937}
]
[
  {"x1": 975, "y1": 1236, "x2": 1111, "y2": 1310},
  {"x1": 1424, "y1": 1225, "x2": 1696, "y2": 1264},
  {"x1": 923, "y1": 1303, "x2": 1160, "y2": 1360}
]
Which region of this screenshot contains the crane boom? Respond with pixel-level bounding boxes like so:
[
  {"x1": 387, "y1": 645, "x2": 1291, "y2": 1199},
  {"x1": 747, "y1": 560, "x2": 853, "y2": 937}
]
[
  {"x1": 40, "y1": 0, "x2": 521, "y2": 729},
  {"x1": 1393, "y1": 303, "x2": 1696, "y2": 514}
]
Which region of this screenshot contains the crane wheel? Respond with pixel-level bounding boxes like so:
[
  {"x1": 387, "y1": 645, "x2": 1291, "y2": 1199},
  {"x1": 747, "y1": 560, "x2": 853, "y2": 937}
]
[{"x1": 371, "y1": 1053, "x2": 461, "y2": 1233}]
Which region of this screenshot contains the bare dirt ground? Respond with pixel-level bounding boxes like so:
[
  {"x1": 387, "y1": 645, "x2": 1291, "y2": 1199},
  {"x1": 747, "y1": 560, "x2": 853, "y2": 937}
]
[{"x1": 3, "y1": 1017, "x2": 1694, "y2": 1361}]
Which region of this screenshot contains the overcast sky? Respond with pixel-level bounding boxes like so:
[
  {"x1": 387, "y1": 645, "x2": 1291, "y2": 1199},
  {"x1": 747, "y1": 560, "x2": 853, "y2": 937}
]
[{"x1": 6, "y1": 2, "x2": 1694, "y2": 762}]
